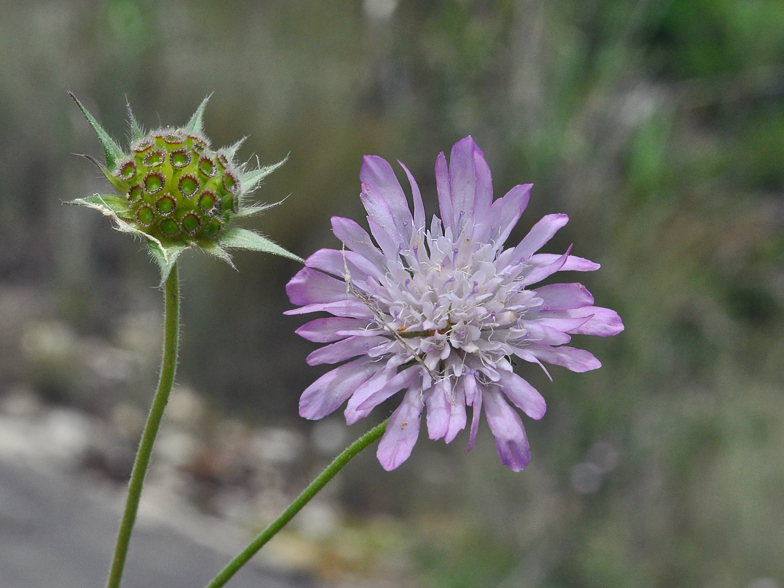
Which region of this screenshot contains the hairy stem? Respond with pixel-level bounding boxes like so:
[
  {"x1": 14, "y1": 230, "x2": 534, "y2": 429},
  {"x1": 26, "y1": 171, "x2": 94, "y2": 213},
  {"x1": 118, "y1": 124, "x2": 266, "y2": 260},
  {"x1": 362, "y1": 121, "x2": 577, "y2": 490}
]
[
  {"x1": 106, "y1": 263, "x2": 180, "y2": 588},
  {"x1": 205, "y1": 418, "x2": 389, "y2": 588}
]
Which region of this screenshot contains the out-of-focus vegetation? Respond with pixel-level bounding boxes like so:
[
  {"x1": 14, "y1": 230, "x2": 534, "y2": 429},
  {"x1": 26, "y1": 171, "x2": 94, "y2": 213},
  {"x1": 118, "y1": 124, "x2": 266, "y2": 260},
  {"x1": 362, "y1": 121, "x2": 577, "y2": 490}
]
[{"x1": 1, "y1": 1, "x2": 783, "y2": 587}]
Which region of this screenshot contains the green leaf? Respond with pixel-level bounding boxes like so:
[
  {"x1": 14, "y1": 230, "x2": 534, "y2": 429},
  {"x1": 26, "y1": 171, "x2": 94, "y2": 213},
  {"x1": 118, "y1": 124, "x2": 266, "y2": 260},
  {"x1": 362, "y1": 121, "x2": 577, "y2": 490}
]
[
  {"x1": 69, "y1": 92, "x2": 125, "y2": 172},
  {"x1": 240, "y1": 155, "x2": 288, "y2": 193},
  {"x1": 185, "y1": 93, "x2": 213, "y2": 135},
  {"x1": 219, "y1": 227, "x2": 303, "y2": 262}
]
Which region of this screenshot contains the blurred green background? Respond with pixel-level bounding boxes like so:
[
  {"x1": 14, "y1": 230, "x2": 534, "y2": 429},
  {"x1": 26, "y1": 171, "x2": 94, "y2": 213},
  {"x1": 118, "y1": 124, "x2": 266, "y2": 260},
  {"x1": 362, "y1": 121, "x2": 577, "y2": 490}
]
[{"x1": 1, "y1": 0, "x2": 783, "y2": 587}]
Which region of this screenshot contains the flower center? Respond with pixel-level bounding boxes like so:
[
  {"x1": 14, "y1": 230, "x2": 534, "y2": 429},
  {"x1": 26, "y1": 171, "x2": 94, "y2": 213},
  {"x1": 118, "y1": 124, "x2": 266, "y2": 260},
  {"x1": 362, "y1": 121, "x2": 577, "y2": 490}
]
[{"x1": 369, "y1": 227, "x2": 531, "y2": 381}]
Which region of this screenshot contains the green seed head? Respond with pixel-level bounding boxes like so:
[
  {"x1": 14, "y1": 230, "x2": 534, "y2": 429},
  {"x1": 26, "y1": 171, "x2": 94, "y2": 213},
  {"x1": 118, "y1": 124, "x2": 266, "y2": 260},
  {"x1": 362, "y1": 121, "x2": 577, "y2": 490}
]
[
  {"x1": 69, "y1": 93, "x2": 302, "y2": 281},
  {"x1": 89, "y1": 121, "x2": 247, "y2": 245}
]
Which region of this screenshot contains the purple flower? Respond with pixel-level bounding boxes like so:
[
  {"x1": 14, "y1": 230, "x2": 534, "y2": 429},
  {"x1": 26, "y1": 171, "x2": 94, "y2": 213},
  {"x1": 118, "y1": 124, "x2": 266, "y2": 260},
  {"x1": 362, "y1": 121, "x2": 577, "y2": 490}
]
[{"x1": 286, "y1": 137, "x2": 623, "y2": 471}]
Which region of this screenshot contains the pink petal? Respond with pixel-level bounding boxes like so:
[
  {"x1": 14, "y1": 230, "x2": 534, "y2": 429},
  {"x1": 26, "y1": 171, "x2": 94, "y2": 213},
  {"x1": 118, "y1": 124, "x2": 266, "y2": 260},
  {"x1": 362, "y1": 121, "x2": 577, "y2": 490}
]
[
  {"x1": 305, "y1": 248, "x2": 386, "y2": 282},
  {"x1": 425, "y1": 381, "x2": 451, "y2": 440},
  {"x1": 525, "y1": 344, "x2": 601, "y2": 372},
  {"x1": 531, "y1": 306, "x2": 623, "y2": 337},
  {"x1": 344, "y1": 366, "x2": 395, "y2": 425},
  {"x1": 444, "y1": 383, "x2": 467, "y2": 444},
  {"x1": 299, "y1": 358, "x2": 377, "y2": 420},
  {"x1": 367, "y1": 215, "x2": 400, "y2": 259},
  {"x1": 361, "y1": 172, "x2": 407, "y2": 257},
  {"x1": 529, "y1": 253, "x2": 599, "y2": 272},
  {"x1": 479, "y1": 183, "x2": 532, "y2": 246},
  {"x1": 355, "y1": 366, "x2": 420, "y2": 414},
  {"x1": 496, "y1": 370, "x2": 546, "y2": 420},
  {"x1": 377, "y1": 387, "x2": 423, "y2": 470},
  {"x1": 331, "y1": 216, "x2": 387, "y2": 270},
  {"x1": 518, "y1": 321, "x2": 573, "y2": 346},
  {"x1": 435, "y1": 152, "x2": 453, "y2": 234},
  {"x1": 511, "y1": 348, "x2": 553, "y2": 381},
  {"x1": 510, "y1": 213, "x2": 569, "y2": 264},
  {"x1": 532, "y1": 283, "x2": 594, "y2": 311},
  {"x1": 483, "y1": 388, "x2": 531, "y2": 471},
  {"x1": 527, "y1": 315, "x2": 593, "y2": 334},
  {"x1": 566, "y1": 307, "x2": 624, "y2": 337},
  {"x1": 448, "y1": 137, "x2": 491, "y2": 230},
  {"x1": 334, "y1": 328, "x2": 383, "y2": 338},
  {"x1": 284, "y1": 299, "x2": 375, "y2": 319},
  {"x1": 398, "y1": 161, "x2": 425, "y2": 233},
  {"x1": 360, "y1": 189, "x2": 398, "y2": 248},
  {"x1": 472, "y1": 142, "x2": 493, "y2": 220},
  {"x1": 286, "y1": 267, "x2": 349, "y2": 306},
  {"x1": 467, "y1": 385, "x2": 483, "y2": 452},
  {"x1": 295, "y1": 317, "x2": 369, "y2": 343},
  {"x1": 345, "y1": 366, "x2": 418, "y2": 425},
  {"x1": 521, "y1": 245, "x2": 572, "y2": 287},
  {"x1": 463, "y1": 372, "x2": 478, "y2": 406},
  {"x1": 361, "y1": 155, "x2": 413, "y2": 241},
  {"x1": 306, "y1": 335, "x2": 385, "y2": 366},
  {"x1": 305, "y1": 248, "x2": 350, "y2": 277}
]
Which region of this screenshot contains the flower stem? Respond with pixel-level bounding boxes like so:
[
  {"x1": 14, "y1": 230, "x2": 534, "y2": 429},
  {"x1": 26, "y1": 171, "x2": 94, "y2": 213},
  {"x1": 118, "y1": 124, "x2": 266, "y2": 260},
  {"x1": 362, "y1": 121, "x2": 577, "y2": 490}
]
[
  {"x1": 205, "y1": 418, "x2": 389, "y2": 588},
  {"x1": 105, "y1": 263, "x2": 180, "y2": 588}
]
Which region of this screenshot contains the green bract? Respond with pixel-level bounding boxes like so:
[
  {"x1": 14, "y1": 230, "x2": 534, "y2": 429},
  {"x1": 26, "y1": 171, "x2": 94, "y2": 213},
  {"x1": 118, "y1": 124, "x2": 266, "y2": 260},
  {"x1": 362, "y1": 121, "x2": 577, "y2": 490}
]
[{"x1": 69, "y1": 93, "x2": 301, "y2": 282}]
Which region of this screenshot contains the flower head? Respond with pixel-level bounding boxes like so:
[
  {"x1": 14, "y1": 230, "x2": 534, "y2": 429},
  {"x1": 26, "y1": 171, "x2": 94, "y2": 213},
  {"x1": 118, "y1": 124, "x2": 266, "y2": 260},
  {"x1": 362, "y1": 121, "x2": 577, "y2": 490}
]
[
  {"x1": 286, "y1": 137, "x2": 623, "y2": 471},
  {"x1": 69, "y1": 93, "x2": 300, "y2": 282}
]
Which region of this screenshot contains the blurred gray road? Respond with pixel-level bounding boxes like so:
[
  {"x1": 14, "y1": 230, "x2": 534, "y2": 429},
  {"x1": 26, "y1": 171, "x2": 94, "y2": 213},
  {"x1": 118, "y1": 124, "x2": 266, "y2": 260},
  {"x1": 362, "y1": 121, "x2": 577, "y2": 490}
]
[{"x1": 0, "y1": 459, "x2": 310, "y2": 588}]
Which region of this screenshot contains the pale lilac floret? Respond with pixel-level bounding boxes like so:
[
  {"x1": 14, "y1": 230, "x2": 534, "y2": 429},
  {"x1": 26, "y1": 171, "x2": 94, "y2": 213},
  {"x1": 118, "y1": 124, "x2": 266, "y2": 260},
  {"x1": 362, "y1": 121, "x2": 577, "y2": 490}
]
[{"x1": 286, "y1": 137, "x2": 623, "y2": 471}]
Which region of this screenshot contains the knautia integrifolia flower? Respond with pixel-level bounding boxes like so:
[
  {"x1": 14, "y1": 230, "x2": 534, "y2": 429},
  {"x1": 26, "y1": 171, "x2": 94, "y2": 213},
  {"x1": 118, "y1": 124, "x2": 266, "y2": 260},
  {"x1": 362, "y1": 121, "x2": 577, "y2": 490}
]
[
  {"x1": 286, "y1": 137, "x2": 623, "y2": 471},
  {"x1": 70, "y1": 93, "x2": 300, "y2": 281}
]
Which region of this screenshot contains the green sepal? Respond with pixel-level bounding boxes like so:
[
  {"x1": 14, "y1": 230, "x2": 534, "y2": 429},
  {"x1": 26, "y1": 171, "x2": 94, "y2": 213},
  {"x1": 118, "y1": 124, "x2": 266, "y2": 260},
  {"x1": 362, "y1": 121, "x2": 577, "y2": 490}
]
[
  {"x1": 224, "y1": 137, "x2": 247, "y2": 160},
  {"x1": 79, "y1": 154, "x2": 128, "y2": 194},
  {"x1": 69, "y1": 93, "x2": 125, "y2": 172},
  {"x1": 199, "y1": 240, "x2": 236, "y2": 268},
  {"x1": 68, "y1": 194, "x2": 131, "y2": 215},
  {"x1": 68, "y1": 194, "x2": 135, "y2": 223},
  {"x1": 219, "y1": 227, "x2": 302, "y2": 262},
  {"x1": 69, "y1": 194, "x2": 154, "y2": 242},
  {"x1": 147, "y1": 240, "x2": 188, "y2": 285},
  {"x1": 185, "y1": 93, "x2": 212, "y2": 135},
  {"x1": 126, "y1": 98, "x2": 143, "y2": 141},
  {"x1": 68, "y1": 194, "x2": 188, "y2": 285},
  {"x1": 231, "y1": 201, "x2": 279, "y2": 219},
  {"x1": 240, "y1": 156, "x2": 288, "y2": 194}
]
